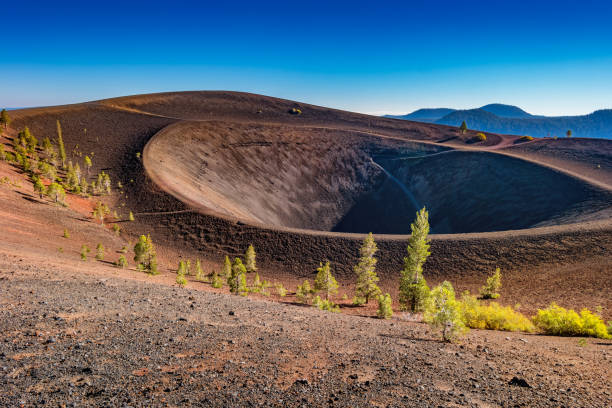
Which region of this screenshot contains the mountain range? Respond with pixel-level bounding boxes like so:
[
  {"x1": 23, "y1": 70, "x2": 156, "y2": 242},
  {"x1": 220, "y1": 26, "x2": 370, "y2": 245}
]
[{"x1": 385, "y1": 103, "x2": 612, "y2": 139}]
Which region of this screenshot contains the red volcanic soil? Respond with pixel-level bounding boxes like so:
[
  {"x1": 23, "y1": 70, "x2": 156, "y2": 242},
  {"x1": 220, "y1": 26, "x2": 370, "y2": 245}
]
[{"x1": 1, "y1": 91, "x2": 611, "y2": 406}]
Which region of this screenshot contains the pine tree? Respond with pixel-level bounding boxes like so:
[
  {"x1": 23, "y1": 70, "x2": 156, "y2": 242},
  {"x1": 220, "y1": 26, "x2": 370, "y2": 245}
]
[
  {"x1": 62, "y1": 228, "x2": 70, "y2": 238},
  {"x1": 176, "y1": 261, "x2": 187, "y2": 286},
  {"x1": 353, "y1": 232, "x2": 382, "y2": 305},
  {"x1": 80, "y1": 245, "x2": 90, "y2": 261},
  {"x1": 314, "y1": 261, "x2": 339, "y2": 300},
  {"x1": 296, "y1": 280, "x2": 314, "y2": 303},
  {"x1": 128, "y1": 211, "x2": 135, "y2": 221},
  {"x1": 0, "y1": 109, "x2": 11, "y2": 129},
  {"x1": 33, "y1": 177, "x2": 45, "y2": 198},
  {"x1": 79, "y1": 176, "x2": 89, "y2": 195},
  {"x1": 92, "y1": 201, "x2": 110, "y2": 225},
  {"x1": 222, "y1": 255, "x2": 232, "y2": 277},
  {"x1": 459, "y1": 121, "x2": 468, "y2": 134},
  {"x1": 195, "y1": 259, "x2": 206, "y2": 281},
  {"x1": 84, "y1": 155, "x2": 92, "y2": 176},
  {"x1": 211, "y1": 271, "x2": 223, "y2": 288},
  {"x1": 566, "y1": 129, "x2": 572, "y2": 138},
  {"x1": 95, "y1": 243, "x2": 105, "y2": 261},
  {"x1": 480, "y1": 267, "x2": 502, "y2": 299},
  {"x1": 42, "y1": 137, "x2": 54, "y2": 157},
  {"x1": 133, "y1": 234, "x2": 158, "y2": 274},
  {"x1": 424, "y1": 281, "x2": 466, "y2": 341},
  {"x1": 377, "y1": 293, "x2": 393, "y2": 319},
  {"x1": 0, "y1": 144, "x2": 5, "y2": 161},
  {"x1": 228, "y1": 258, "x2": 247, "y2": 295},
  {"x1": 244, "y1": 244, "x2": 257, "y2": 273},
  {"x1": 66, "y1": 161, "x2": 79, "y2": 191},
  {"x1": 115, "y1": 255, "x2": 128, "y2": 268},
  {"x1": 399, "y1": 207, "x2": 431, "y2": 312},
  {"x1": 56, "y1": 120, "x2": 66, "y2": 169},
  {"x1": 46, "y1": 182, "x2": 66, "y2": 204}
]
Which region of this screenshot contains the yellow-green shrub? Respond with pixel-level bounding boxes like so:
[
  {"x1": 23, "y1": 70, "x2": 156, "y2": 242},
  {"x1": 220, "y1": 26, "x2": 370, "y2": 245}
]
[
  {"x1": 532, "y1": 303, "x2": 610, "y2": 339},
  {"x1": 459, "y1": 293, "x2": 535, "y2": 332},
  {"x1": 476, "y1": 133, "x2": 487, "y2": 142},
  {"x1": 519, "y1": 135, "x2": 534, "y2": 141}
]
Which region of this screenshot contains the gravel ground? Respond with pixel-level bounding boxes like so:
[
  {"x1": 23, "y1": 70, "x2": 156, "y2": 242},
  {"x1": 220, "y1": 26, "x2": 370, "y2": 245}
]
[{"x1": 1, "y1": 252, "x2": 611, "y2": 408}]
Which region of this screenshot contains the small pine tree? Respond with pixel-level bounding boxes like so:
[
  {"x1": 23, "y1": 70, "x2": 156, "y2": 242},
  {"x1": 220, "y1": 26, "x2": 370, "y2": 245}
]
[
  {"x1": 79, "y1": 176, "x2": 89, "y2": 195},
  {"x1": 33, "y1": 177, "x2": 46, "y2": 198},
  {"x1": 314, "y1": 261, "x2": 339, "y2": 300},
  {"x1": 312, "y1": 295, "x2": 340, "y2": 312},
  {"x1": 56, "y1": 120, "x2": 66, "y2": 169},
  {"x1": 0, "y1": 144, "x2": 5, "y2": 161},
  {"x1": 424, "y1": 281, "x2": 466, "y2": 341},
  {"x1": 377, "y1": 293, "x2": 393, "y2": 319},
  {"x1": 566, "y1": 129, "x2": 572, "y2": 138},
  {"x1": 194, "y1": 259, "x2": 206, "y2": 281},
  {"x1": 480, "y1": 267, "x2": 502, "y2": 299},
  {"x1": 62, "y1": 228, "x2": 70, "y2": 238},
  {"x1": 80, "y1": 245, "x2": 90, "y2": 261},
  {"x1": 92, "y1": 201, "x2": 110, "y2": 225},
  {"x1": 0, "y1": 109, "x2": 11, "y2": 129},
  {"x1": 275, "y1": 283, "x2": 287, "y2": 297},
  {"x1": 211, "y1": 271, "x2": 223, "y2": 288},
  {"x1": 133, "y1": 234, "x2": 158, "y2": 274},
  {"x1": 115, "y1": 255, "x2": 128, "y2": 268},
  {"x1": 459, "y1": 121, "x2": 468, "y2": 134},
  {"x1": 176, "y1": 261, "x2": 187, "y2": 286},
  {"x1": 95, "y1": 243, "x2": 105, "y2": 261},
  {"x1": 296, "y1": 280, "x2": 314, "y2": 303},
  {"x1": 84, "y1": 155, "x2": 92, "y2": 176},
  {"x1": 46, "y1": 182, "x2": 66, "y2": 204},
  {"x1": 353, "y1": 232, "x2": 381, "y2": 305},
  {"x1": 245, "y1": 244, "x2": 257, "y2": 273},
  {"x1": 128, "y1": 211, "x2": 135, "y2": 221},
  {"x1": 112, "y1": 224, "x2": 121, "y2": 236},
  {"x1": 221, "y1": 255, "x2": 232, "y2": 277},
  {"x1": 66, "y1": 161, "x2": 79, "y2": 191},
  {"x1": 228, "y1": 258, "x2": 248, "y2": 295},
  {"x1": 42, "y1": 137, "x2": 54, "y2": 156},
  {"x1": 399, "y1": 208, "x2": 431, "y2": 313}
]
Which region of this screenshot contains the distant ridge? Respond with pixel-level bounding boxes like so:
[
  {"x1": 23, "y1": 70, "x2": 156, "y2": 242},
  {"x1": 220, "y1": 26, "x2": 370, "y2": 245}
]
[{"x1": 386, "y1": 104, "x2": 612, "y2": 139}]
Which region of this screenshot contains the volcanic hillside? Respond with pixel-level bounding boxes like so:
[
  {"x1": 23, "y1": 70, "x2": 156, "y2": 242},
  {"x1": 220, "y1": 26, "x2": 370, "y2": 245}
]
[{"x1": 6, "y1": 91, "x2": 612, "y2": 288}]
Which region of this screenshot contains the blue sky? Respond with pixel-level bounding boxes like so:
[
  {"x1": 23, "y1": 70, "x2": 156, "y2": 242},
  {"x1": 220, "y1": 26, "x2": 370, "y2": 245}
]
[{"x1": 2, "y1": 0, "x2": 612, "y2": 115}]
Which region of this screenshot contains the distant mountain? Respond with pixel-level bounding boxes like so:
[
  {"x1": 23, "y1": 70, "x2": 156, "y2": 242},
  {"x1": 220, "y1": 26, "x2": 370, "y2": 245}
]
[
  {"x1": 385, "y1": 108, "x2": 455, "y2": 122},
  {"x1": 385, "y1": 104, "x2": 612, "y2": 139},
  {"x1": 436, "y1": 109, "x2": 612, "y2": 139},
  {"x1": 478, "y1": 103, "x2": 534, "y2": 119}
]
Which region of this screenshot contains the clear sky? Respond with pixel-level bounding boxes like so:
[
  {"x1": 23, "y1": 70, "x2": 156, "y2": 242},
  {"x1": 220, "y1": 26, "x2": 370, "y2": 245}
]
[{"x1": 2, "y1": 0, "x2": 612, "y2": 116}]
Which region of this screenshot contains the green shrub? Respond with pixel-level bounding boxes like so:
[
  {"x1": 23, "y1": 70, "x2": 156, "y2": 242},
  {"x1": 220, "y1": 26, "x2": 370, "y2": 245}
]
[
  {"x1": 176, "y1": 273, "x2": 187, "y2": 286},
  {"x1": 476, "y1": 133, "x2": 487, "y2": 142},
  {"x1": 211, "y1": 271, "x2": 223, "y2": 288},
  {"x1": 95, "y1": 243, "x2": 105, "y2": 261},
  {"x1": 532, "y1": 303, "x2": 610, "y2": 339},
  {"x1": 80, "y1": 245, "x2": 90, "y2": 261},
  {"x1": 112, "y1": 224, "x2": 121, "y2": 236},
  {"x1": 194, "y1": 259, "x2": 207, "y2": 281},
  {"x1": 424, "y1": 281, "x2": 467, "y2": 341},
  {"x1": 296, "y1": 279, "x2": 315, "y2": 303},
  {"x1": 312, "y1": 295, "x2": 340, "y2": 312},
  {"x1": 519, "y1": 135, "x2": 534, "y2": 141},
  {"x1": 377, "y1": 293, "x2": 393, "y2": 319},
  {"x1": 115, "y1": 255, "x2": 128, "y2": 268},
  {"x1": 275, "y1": 283, "x2": 287, "y2": 297},
  {"x1": 133, "y1": 234, "x2": 158, "y2": 275},
  {"x1": 480, "y1": 267, "x2": 502, "y2": 299},
  {"x1": 459, "y1": 292, "x2": 535, "y2": 332},
  {"x1": 228, "y1": 258, "x2": 248, "y2": 296},
  {"x1": 62, "y1": 229, "x2": 70, "y2": 238},
  {"x1": 128, "y1": 211, "x2": 135, "y2": 221}
]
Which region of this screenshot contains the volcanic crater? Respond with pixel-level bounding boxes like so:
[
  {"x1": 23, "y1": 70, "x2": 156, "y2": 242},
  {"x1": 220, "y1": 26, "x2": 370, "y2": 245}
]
[{"x1": 145, "y1": 120, "x2": 612, "y2": 235}]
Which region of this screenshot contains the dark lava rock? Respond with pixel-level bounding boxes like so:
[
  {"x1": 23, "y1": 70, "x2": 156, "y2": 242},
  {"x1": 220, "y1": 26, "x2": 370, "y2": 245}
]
[{"x1": 508, "y1": 377, "x2": 531, "y2": 388}]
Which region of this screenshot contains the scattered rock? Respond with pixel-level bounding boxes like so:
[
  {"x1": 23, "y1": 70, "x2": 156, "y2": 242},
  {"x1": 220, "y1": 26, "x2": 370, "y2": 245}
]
[{"x1": 508, "y1": 377, "x2": 531, "y2": 388}]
